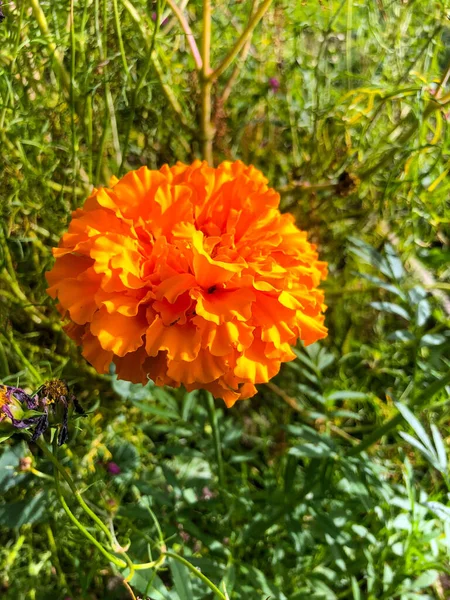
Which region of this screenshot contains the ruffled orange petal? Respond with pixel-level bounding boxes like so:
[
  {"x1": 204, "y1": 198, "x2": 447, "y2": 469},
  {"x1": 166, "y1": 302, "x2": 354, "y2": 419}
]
[
  {"x1": 81, "y1": 331, "x2": 113, "y2": 373},
  {"x1": 193, "y1": 288, "x2": 255, "y2": 325},
  {"x1": 145, "y1": 317, "x2": 201, "y2": 361},
  {"x1": 90, "y1": 307, "x2": 147, "y2": 357},
  {"x1": 167, "y1": 350, "x2": 226, "y2": 385}
]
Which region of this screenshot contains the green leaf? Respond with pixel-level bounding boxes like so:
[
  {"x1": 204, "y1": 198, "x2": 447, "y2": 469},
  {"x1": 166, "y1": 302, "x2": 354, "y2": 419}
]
[
  {"x1": 430, "y1": 424, "x2": 447, "y2": 471},
  {"x1": 420, "y1": 334, "x2": 447, "y2": 346},
  {"x1": 0, "y1": 491, "x2": 50, "y2": 528},
  {"x1": 169, "y1": 557, "x2": 195, "y2": 600},
  {"x1": 351, "y1": 576, "x2": 361, "y2": 600},
  {"x1": 371, "y1": 302, "x2": 410, "y2": 321},
  {"x1": 395, "y1": 402, "x2": 434, "y2": 455},
  {"x1": 326, "y1": 391, "x2": 370, "y2": 402},
  {"x1": 387, "y1": 330, "x2": 415, "y2": 342},
  {"x1": 289, "y1": 443, "x2": 336, "y2": 459},
  {"x1": 356, "y1": 272, "x2": 406, "y2": 299},
  {"x1": 416, "y1": 298, "x2": 431, "y2": 327},
  {"x1": 0, "y1": 442, "x2": 27, "y2": 493},
  {"x1": 410, "y1": 570, "x2": 438, "y2": 590},
  {"x1": 132, "y1": 400, "x2": 179, "y2": 420}
]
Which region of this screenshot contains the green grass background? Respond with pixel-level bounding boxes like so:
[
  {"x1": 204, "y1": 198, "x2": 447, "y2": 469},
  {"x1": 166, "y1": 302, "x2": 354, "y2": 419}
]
[{"x1": 1, "y1": 0, "x2": 450, "y2": 598}]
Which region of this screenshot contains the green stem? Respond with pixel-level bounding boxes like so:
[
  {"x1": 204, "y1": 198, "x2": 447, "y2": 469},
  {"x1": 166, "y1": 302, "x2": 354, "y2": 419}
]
[
  {"x1": 200, "y1": 0, "x2": 213, "y2": 164},
  {"x1": 69, "y1": 0, "x2": 77, "y2": 205},
  {"x1": 120, "y1": 0, "x2": 162, "y2": 174},
  {"x1": 28, "y1": 0, "x2": 71, "y2": 92},
  {"x1": 121, "y1": 0, "x2": 193, "y2": 136},
  {"x1": 209, "y1": 0, "x2": 273, "y2": 82},
  {"x1": 36, "y1": 438, "x2": 114, "y2": 544},
  {"x1": 205, "y1": 392, "x2": 225, "y2": 488},
  {"x1": 50, "y1": 439, "x2": 127, "y2": 569},
  {"x1": 165, "y1": 551, "x2": 227, "y2": 600},
  {"x1": 165, "y1": 0, "x2": 202, "y2": 70},
  {"x1": 112, "y1": 0, "x2": 131, "y2": 82}
]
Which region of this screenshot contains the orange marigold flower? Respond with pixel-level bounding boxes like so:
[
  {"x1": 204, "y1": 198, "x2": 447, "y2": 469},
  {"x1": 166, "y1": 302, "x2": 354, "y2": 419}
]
[{"x1": 46, "y1": 161, "x2": 327, "y2": 407}]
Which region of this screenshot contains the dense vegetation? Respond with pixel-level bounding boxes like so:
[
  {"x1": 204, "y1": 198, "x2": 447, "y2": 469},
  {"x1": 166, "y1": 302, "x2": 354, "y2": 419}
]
[{"x1": 0, "y1": 0, "x2": 449, "y2": 598}]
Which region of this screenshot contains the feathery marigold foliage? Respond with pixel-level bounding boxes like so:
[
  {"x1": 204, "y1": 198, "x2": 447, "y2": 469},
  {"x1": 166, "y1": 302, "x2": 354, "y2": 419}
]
[{"x1": 46, "y1": 160, "x2": 327, "y2": 406}]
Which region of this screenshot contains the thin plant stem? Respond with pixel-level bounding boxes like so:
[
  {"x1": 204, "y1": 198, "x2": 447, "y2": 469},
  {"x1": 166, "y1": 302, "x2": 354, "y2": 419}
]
[
  {"x1": 220, "y1": 0, "x2": 255, "y2": 104},
  {"x1": 28, "y1": 0, "x2": 71, "y2": 92},
  {"x1": 120, "y1": 0, "x2": 162, "y2": 174},
  {"x1": 122, "y1": 579, "x2": 137, "y2": 600},
  {"x1": 0, "y1": 1, "x2": 24, "y2": 129},
  {"x1": 120, "y1": 0, "x2": 193, "y2": 136},
  {"x1": 205, "y1": 391, "x2": 225, "y2": 488},
  {"x1": 103, "y1": 0, "x2": 122, "y2": 168},
  {"x1": 112, "y1": 0, "x2": 131, "y2": 83},
  {"x1": 201, "y1": 0, "x2": 213, "y2": 164},
  {"x1": 209, "y1": 0, "x2": 273, "y2": 82},
  {"x1": 55, "y1": 474, "x2": 127, "y2": 568},
  {"x1": 50, "y1": 438, "x2": 127, "y2": 569},
  {"x1": 346, "y1": 0, "x2": 352, "y2": 89},
  {"x1": 46, "y1": 525, "x2": 71, "y2": 593},
  {"x1": 165, "y1": 0, "x2": 203, "y2": 70},
  {"x1": 36, "y1": 438, "x2": 115, "y2": 545},
  {"x1": 69, "y1": 0, "x2": 77, "y2": 205}
]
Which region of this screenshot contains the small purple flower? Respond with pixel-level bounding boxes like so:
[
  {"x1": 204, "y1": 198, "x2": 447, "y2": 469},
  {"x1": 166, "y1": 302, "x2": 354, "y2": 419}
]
[
  {"x1": 268, "y1": 77, "x2": 280, "y2": 92},
  {"x1": 151, "y1": 12, "x2": 157, "y2": 21},
  {"x1": 107, "y1": 462, "x2": 121, "y2": 475},
  {"x1": 161, "y1": 16, "x2": 169, "y2": 27}
]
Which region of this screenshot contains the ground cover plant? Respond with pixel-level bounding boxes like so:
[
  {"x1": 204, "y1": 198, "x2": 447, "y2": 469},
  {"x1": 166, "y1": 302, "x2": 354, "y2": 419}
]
[{"x1": 1, "y1": 0, "x2": 450, "y2": 598}]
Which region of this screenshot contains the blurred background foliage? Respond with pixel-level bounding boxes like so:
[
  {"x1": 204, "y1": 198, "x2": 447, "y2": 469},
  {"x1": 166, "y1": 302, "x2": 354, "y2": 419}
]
[{"x1": 0, "y1": 0, "x2": 450, "y2": 598}]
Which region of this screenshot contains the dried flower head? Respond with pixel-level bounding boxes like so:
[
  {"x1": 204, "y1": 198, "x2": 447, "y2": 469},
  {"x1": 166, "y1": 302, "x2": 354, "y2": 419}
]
[
  {"x1": 0, "y1": 385, "x2": 39, "y2": 441},
  {"x1": 0, "y1": 381, "x2": 82, "y2": 445},
  {"x1": 47, "y1": 160, "x2": 327, "y2": 406}
]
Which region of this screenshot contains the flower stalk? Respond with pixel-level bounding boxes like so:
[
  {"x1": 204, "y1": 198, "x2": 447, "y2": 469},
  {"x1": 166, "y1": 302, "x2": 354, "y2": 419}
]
[
  {"x1": 200, "y1": 0, "x2": 214, "y2": 164},
  {"x1": 206, "y1": 391, "x2": 225, "y2": 488}
]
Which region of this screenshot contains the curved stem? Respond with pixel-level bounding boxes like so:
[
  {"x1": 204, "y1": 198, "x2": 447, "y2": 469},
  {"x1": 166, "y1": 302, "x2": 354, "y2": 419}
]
[
  {"x1": 51, "y1": 442, "x2": 127, "y2": 569},
  {"x1": 209, "y1": 0, "x2": 273, "y2": 82},
  {"x1": 165, "y1": 552, "x2": 227, "y2": 600},
  {"x1": 166, "y1": 0, "x2": 203, "y2": 70},
  {"x1": 39, "y1": 440, "x2": 227, "y2": 597},
  {"x1": 36, "y1": 438, "x2": 114, "y2": 544}
]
